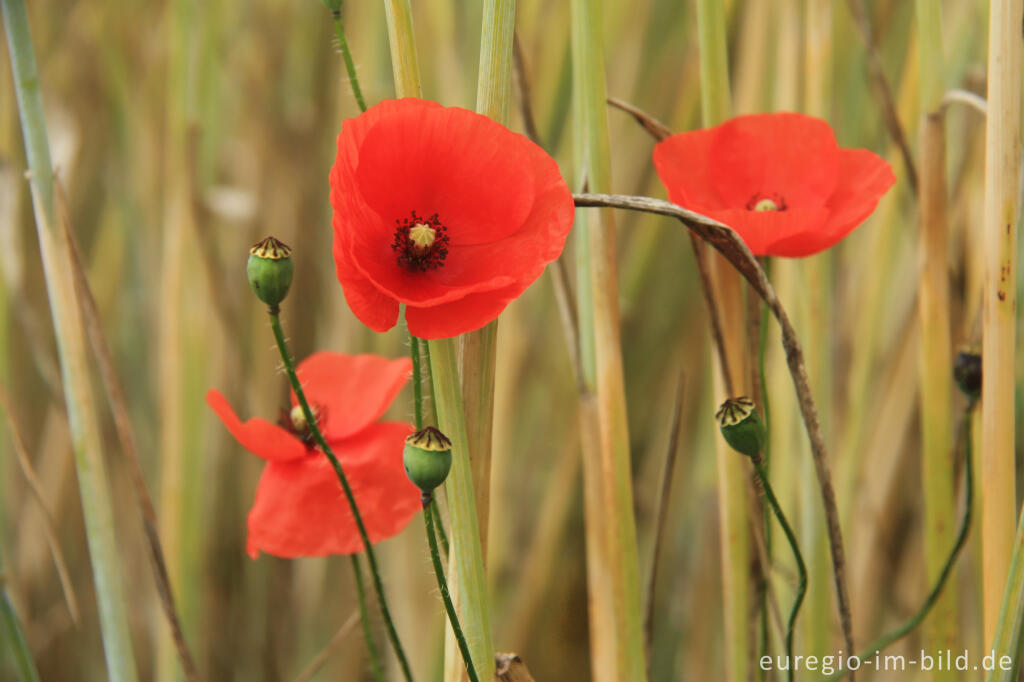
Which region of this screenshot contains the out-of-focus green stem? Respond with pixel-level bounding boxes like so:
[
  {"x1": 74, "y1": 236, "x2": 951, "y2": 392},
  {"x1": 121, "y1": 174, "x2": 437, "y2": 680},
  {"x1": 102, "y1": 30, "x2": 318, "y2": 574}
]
[
  {"x1": 986, "y1": 506, "x2": 1024, "y2": 682},
  {"x1": 571, "y1": 0, "x2": 647, "y2": 679},
  {"x1": 426, "y1": 337, "x2": 495, "y2": 681},
  {"x1": 2, "y1": 3, "x2": 139, "y2": 680},
  {"x1": 267, "y1": 308, "x2": 413, "y2": 682},
  {"x1": 350, "y1": 555, "x2": 385, "y2": 682},
  {"x1": 1, "y1": 545, "x2": 41, "y2": 682},
  {"x1": 383, "y1": 0, "x2": 422, "y2": 99},
  {"x1": 330, "y1": 3, "x2": 367, "y2": 112},
  {"x1": 695, "y1": 1, "x2": 751, "y2": 679}
]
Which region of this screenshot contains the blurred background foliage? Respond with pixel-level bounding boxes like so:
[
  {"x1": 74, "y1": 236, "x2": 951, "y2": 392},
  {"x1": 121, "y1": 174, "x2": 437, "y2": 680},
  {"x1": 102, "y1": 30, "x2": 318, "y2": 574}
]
[{"x1": 0, "y1": 0, "x2": 1012, "y2": 680}]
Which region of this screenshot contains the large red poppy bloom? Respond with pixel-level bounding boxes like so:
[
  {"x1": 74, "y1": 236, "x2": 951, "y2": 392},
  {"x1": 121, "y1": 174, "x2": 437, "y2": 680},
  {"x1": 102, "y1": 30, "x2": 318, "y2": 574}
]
[
  {"x1": 330, "y1": 98, "x2": 574, "y2": 339},
  {"x1": 206, "y1": 352, "x2": 418, "y2": 558},
  {"x1": 653, "y1": 113, "x2": 895, "y2": 257}
]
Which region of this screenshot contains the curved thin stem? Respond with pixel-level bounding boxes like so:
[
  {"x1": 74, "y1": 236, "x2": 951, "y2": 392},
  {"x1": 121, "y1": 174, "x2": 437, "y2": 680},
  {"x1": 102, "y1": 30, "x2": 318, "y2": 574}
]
[
  {"x1": 330, "y1": 5, "x2": 367, "y2": 113},
  {"x1": 350, "y1": 555, "x2": 385, "y2": 682},
  {"x1": 266, "y1": 308, "x2": 413, "y2": 682},
  {"x1": 751, "y1": 456, "x2": 806, "y2": 682},
  {"x1": 824, "y1": 401, "x2": 977, "y2": 681},
  {"x1": 423, "y1": 498, "x2": 480, "y2": 682}
]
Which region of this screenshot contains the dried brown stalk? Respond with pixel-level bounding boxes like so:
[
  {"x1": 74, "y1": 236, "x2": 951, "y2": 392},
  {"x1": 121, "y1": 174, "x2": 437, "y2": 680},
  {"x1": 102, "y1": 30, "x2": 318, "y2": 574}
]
[
  {"x1": 495, "y1": 652, "x2": 536, "y2": 681},
  {"x1": 573, "y1": 192, "x2": 855, "y2": 664}
]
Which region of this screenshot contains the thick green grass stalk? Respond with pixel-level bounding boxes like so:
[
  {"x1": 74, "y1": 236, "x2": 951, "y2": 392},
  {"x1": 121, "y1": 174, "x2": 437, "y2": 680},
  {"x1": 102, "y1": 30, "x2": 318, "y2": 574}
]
[
  {"x1": 2, "y1": 3, "x2": 140, "y2": 681},
  {"x1": 914, "y1": 1, "x2": 957, "y2": 674},
  {"x1": 380, "y1": 5, "x2": 495, "y2": 680},
  {"x1": 800, "y1": 0, "x2": 834, "y2": 664},
  {"x1": 571, "y1": 0, "x2": 647, "y2": 680},
  {"x1": 695, "y1": 1, "x2": 752, "y2": 679}
]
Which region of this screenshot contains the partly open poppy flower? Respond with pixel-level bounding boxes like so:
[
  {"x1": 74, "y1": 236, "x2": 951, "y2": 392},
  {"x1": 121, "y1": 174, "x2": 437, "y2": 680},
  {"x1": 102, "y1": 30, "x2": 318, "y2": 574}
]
[
  {"x1": 330, "y1": 98, "x2": 574, "y2": 339},
  {"x1": 206, "y1": 352, "x2": 418, "y2": 558},
  {"x1": 653, "y1": 112, "x2": 895, "y2": 257}
]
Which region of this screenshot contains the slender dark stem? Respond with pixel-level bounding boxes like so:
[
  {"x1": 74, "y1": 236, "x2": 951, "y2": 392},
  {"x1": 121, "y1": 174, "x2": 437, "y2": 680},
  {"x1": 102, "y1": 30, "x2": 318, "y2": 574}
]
[
  {"x1": 824, "y1": 400, "x2": 977, "y2": 681},
  {"x1": 423, "y1": 498, "x2": 480, "y2": 682},
  {"x1": 266, "y1": 308, "x2": 413, "y2": 682},
  {"x1": 331, "y1": 6, "x2": 367, "y2": 113},
  {"x1": 350, "y1": 555, "x2": 385, "y2": 682},
  {"x1": 751, "y1": 456, "x2": 806, "y2": 682},
  {"x1": 430, "y1": 500, "x2": 450, "y2": 558},
  {"x1": 410, "y1": 334, "x2": 424, "y2": 430}
]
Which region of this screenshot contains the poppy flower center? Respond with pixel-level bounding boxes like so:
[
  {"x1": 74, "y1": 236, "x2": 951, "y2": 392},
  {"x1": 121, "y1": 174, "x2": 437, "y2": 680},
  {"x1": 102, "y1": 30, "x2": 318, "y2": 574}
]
[
  {"x1": 746, "y1": 192, "x2": 788, "y2": 212},
  {"x1": 392, "y1": 211, "x2": 450, "y2": 272},
  {"x1": 282, "y1": 404, "x2": 323, "y2": 444}
]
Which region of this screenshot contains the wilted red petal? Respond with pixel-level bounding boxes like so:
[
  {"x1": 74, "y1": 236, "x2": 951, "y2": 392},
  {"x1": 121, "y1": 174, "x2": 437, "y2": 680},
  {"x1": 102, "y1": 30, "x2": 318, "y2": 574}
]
[
  {"x1": 245, "y1": 422, "x2": 418, "y2": 558},
  {"x1": 293, "y1": 352, "x2": 412, "y2": 441},
  {"x1": 205, "y1": 389, "x2": 306, "y2": 463}
]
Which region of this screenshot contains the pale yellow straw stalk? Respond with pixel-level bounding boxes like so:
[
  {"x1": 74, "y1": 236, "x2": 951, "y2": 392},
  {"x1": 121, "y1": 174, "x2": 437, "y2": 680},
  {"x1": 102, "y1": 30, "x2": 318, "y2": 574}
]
[{"x1": 981, "y1": 0, "x2": 1022, "y2": 648}]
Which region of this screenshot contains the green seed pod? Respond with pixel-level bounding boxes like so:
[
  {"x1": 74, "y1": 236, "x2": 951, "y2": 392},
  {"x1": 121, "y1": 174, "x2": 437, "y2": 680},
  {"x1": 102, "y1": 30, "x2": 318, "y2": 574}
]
[
  {"x1": 953, "y1": 348, "x2": 981, "y2": 400},
  {"x1": 403, "y1": 426, "x2": 453, "y2": 493},
  {"x1": 715, "y1": 397, "x2": 766, "y2": 458},
  {"x1": 247, "y1": 236, "x2": 294, "y2": 307}
]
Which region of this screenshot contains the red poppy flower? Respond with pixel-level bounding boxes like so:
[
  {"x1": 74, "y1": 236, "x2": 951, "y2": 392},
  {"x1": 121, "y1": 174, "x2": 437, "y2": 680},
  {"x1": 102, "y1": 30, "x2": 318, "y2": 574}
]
[
  {"x1": 653, "y1": 112, "x2": 895, "y2": 257},
  {"x1": 206, "y1": 352, "x2": 418, "y2": 558},
  {"x1": 329, "y1": 98, "x2": 574, "y2": 339}
]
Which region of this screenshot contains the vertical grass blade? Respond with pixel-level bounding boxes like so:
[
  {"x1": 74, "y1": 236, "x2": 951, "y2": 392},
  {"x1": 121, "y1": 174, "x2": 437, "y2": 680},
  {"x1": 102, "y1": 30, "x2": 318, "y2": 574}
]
[
  {"x1": 0, "y1": 546, "x2": 41, "y2": 682},
  {"x1": 571, "y1": 0, "x2": 647, "y2": 679},
  {"x1": 981, "y1": 0, "x2": 1021, "y2": 647},
  {"x1": 694, "y1": 1, "x2": 752, "y2": 679},
  {"x1": 915, "y1": 2, "x2": 957, "y2": 671},
  {"x1": 1, "y1": 2, "x2": 139, "y2": 680},
  {"x1": 986, "y1": 506, "x2": 1024, "y2": 682}
]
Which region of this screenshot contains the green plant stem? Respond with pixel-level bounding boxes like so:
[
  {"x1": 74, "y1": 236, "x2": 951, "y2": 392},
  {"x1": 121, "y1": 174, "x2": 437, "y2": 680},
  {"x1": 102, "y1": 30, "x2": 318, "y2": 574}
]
[
  {"x1": 330, "y1": 5, "x2": 367, "y2": 112},
  {"x1": 410, "y1": 334, "x2": 424, "y2": 430},
  {"x1": 1, "y1": 548, "x2": 41, "y2": 682},
  {"x1": 266, "y1": 307, "x2": 413, "y2": 682},
  {"x1": 350, "y1": 555, "x2": 385, "y2": 682},
  {"x1": 825, "y1": 402, "x2": 977, "y2": 681},
  {"x1": 424, "y1": 498, "x2": 480, "y2": 682},
  {"x1": 431, "y1": 501, "x2": 450, "y2": 558},
  {"x1": 3, "y1": 3, "x2": 139, "y2": 680},
  {"x1": 986, "y1": 504, "x2": 1024, "y2": 682},
  {"x1": 751, "y1": 456, "x2": 806, "y2": 682}
]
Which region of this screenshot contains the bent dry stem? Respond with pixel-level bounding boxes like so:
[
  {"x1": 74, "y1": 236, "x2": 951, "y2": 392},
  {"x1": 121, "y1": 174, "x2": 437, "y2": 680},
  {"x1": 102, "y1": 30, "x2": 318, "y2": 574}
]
[
  {"x1": 266, "y1": 306, "x2": 413, "y2": 682},
  {"x1": 423, "y1": 494, "x2": 480, "y2": 682}
]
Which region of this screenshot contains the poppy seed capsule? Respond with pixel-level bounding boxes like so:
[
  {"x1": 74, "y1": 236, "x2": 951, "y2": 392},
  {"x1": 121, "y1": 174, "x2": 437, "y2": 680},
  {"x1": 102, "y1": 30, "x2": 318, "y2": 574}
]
[
  {"x1": 953, "y1": 349, "x2": 982, "y2": 400},
  {"x1": 247, "y1": 236, "x2": 294, "y2": 307},
  {"x1": 403, "y1": 426, "x2": 453, "y2": 493},
  {"x1": 715, "y1": 397, "x2": 766, "y2": 458}
]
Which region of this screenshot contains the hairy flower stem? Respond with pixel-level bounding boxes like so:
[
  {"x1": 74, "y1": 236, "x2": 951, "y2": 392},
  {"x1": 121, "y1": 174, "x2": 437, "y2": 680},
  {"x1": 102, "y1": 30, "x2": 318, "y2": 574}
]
[
  {"x1": 423, "y1": 497, "x2": 481, "y2": 682},
  {"x1": 750, "y1": 454, "x2": 805, "y2": 682},
  {"x1": 266, "y1": 307, "x2": 413, "y2": 682},
  {"x1": 350, "y1": 555, "x2": 385, "y2": 682},
  {"x1": 330, "y1": 3, "x2": 367, "y2": 113},
  {"x1": 825, "y1": 402, "x2": 977, "y2": 682},
  {"x1": 410, "y1": 334, "x2": 425, "y2": 430}
]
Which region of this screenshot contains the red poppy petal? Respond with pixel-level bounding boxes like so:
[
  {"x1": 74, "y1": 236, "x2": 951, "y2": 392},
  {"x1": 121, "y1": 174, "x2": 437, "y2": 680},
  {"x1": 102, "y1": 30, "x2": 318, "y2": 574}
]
[
  {"x1": 353, "y1": 100, "x2": 537, "y2": 247},
  {"x1": 332, "y1": 238, "x2": 401, "y2": 333},
  {"x1": 206, "y1": 389, "x2": 306, "y2": 463},
  {"x1": 245, "y1": 422, "x2": 419, "y2": 558},
  {"x1": 820, "y1": 148, "x2": 896, "y2": 241},
  {"x1": 405, "y1": 281, "x2": 523, "y2": 339},
  {"x1": 652, "y1": 127, "x2": 723, "y2": 211},
  {"x1": 292, "y1": 352, "x2": 412, "y2": 441},
  {"x1": 709, "y1": 113, "x2": 840, "y2": 210},
  {"x1": 708, "y1": 206, "x2": 831, "y2": 257}
]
